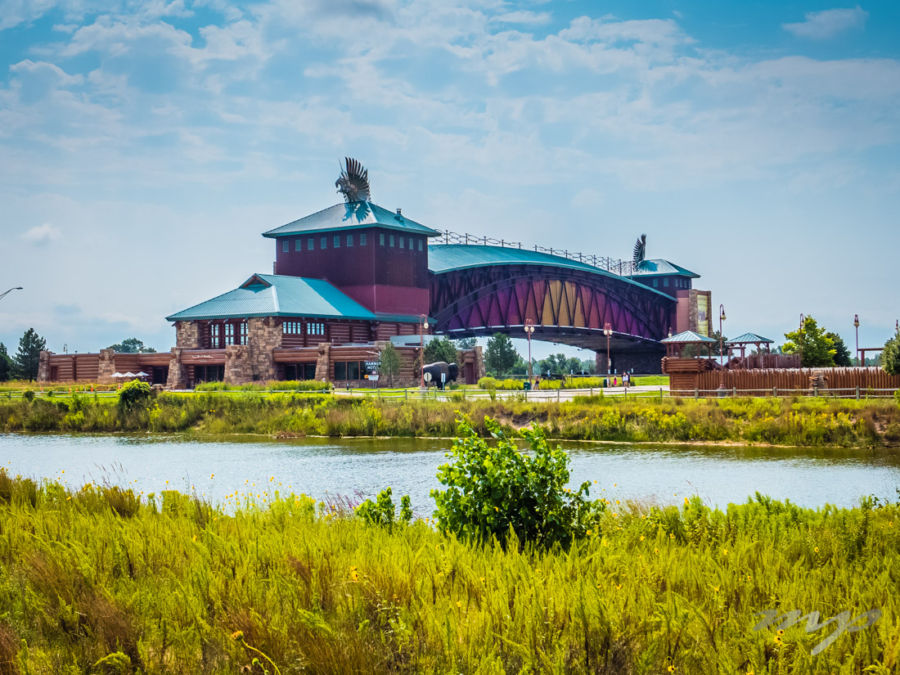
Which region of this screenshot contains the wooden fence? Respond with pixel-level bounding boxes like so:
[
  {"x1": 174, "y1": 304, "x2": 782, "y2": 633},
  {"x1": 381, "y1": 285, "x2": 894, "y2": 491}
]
[{"x1": 691, "y1": 367, "x2": 900, "y2": 394}]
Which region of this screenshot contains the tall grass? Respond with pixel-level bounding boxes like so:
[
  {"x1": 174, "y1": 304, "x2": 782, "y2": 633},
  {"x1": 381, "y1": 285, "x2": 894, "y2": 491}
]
[
  {"x1": 1, "y1": 393, "x2": 899, "y2": 447},
  {"x1": 0, "y1": 469, "x2": 896, "y2": 672}
]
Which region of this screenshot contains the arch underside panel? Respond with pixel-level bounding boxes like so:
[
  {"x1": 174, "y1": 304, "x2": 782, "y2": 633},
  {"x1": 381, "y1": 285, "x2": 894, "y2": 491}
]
[{"x1": 430, "y1": 266, "x2": 674, "y2": 352}]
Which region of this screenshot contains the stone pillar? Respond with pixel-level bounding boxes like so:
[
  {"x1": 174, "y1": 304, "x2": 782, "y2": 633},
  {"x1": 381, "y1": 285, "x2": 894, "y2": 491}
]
[
  {"x1": 98, "y1": 349, "x2": 116, "y2": 384},
  {"x1": 175, "y1": 321, "x2": 202, "y2": 349},
  {"x1": 473, "y1": 345, "x2": 486, "y2": 380},
  {"x1": 248, "y1": 317, "x2": 282, "y2": 382},
  {"x1": 166, "y1": 348, "x2": 189, "y2": 389},
  {"x1": 315, "y1": 343, "x2": 331, "y2": 382},
  {"x1": 224, "y1": 345, "x2": 251, "y2": 385},
  {"x1": 38, "y1": 351, "x2": 51, "y2": 382}
]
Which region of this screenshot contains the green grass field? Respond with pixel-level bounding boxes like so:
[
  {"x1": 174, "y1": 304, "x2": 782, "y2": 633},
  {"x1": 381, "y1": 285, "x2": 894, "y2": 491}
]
[{"x1": 0, "y1": 468, "x2": 895, "y2": 673}]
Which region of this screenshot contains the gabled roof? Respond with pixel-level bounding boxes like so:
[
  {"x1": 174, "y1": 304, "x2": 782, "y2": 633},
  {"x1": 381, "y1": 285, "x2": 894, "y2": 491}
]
[
  {"x1": 629, "y1": 258, "x2": 699, "y2": 278},
  {"x1": 661, "y1": 330, "x2": 717, "y2": 344},
  {"x1": 262, "y1": 202, "x2": 441, "y2": 238},
  {"x1": 427, "y1": 244, "x2": 675, "y2": 300},
  {"x1": 166, "y1": 274, "x2": 409, "y2": 322},
  {"x1": 727, "y1": 332, "x2": 774, "y2": 345}
]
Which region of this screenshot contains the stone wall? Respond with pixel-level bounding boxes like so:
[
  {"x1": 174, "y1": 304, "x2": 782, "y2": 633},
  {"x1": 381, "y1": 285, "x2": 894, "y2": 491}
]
[
  {"x1": 175, "y1": 321, "x2": 201, "y2": 349},
  {"x1": 37, "y1": 351, "x2": 50, "y2": 382},
  {"x1": 97, "y1": 349, "x2": 116, "y2": 384},
  {"x1": 166, "y1": 349, "x2": 189, "y2": 389},
  {"x1": 224, "y1": 345, "x2": 251, "y2": 384},
  {"x1": 248, "y1": 317, "x2": 282, "y2": 382},
  {"x1": 314, "y1": 343, "x2": 331, "y2": 381}
]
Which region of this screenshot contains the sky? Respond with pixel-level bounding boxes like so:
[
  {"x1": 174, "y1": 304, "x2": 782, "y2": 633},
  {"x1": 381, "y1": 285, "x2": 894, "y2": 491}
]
[{"x1": 1, "y1": 0, "x2": 898, "y2": 361}]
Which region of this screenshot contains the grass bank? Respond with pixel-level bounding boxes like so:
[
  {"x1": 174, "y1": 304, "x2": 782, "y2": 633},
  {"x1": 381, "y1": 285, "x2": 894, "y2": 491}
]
[
  {"x1": 1, "y1": 393, "x2": 899, "y2": 447},
  {"x1": 0, "y1": 470, "x2": 896, "y2": 673}
]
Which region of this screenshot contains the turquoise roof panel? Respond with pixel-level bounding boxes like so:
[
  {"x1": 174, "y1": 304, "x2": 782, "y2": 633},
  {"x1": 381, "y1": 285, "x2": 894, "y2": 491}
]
[
  {"x1": 166, "y1": 274, "x2": 381, "y2": 322},
  {"x1": 661, "y1": 330, "x2": 717, "y2": 344},
  {"x1": 629, "y1": 258, "x2": 700, "y2": 278},
  {"x1": 727, "y1": 332, "x2": 774, "y2": 345},
  {"x1": 262, "y1": 202, "x2": 441, "y2": 238},
  {"x1": 427, "y1": 244, "x2": 674, "y2": 299}
]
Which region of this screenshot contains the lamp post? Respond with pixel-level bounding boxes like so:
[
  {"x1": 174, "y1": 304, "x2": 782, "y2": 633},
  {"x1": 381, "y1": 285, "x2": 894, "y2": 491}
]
[
  {"x1": 718, "y1": 304, "x2": 726, "y2": 388},
  {"x1": 854, "y1": 314, "x2": 860, "y2": 367},
  {"x1": 524, "y1": 319, "x2": 535, "y2": 388},
  {"x1": 603, "y1": 322, "x2": 612, "y2": 375},
  {"x1": 0, "y1": 287, "x2": 23, "y2": 302},
  {"x1": 419, "y1": 314, "x2": 429, "y2": 388}
]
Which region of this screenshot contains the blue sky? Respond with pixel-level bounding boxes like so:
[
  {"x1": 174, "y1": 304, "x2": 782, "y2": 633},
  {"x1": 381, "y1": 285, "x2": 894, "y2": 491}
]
[{"x1": 1, "y1": 0, "x2": 898, "y2": 361}]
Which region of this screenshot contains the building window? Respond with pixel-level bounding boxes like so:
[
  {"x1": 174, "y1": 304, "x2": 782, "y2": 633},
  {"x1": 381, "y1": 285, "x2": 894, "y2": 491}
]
[
  {"x1": 379, "y1": 233, "x2": 385, "y2": 246},
  {"x1": 333, "y1": 360, "x2": 372, "y2": 381},
  {"x1": 321, "y1": 236, "x2": 327, "y2": 249},
  {"x1": 333, "y1": 234, "x2": 340, "y2": 248},
  {"x1": 389, "y1": 234, "x2": 395, "y2": 247},
  {"x1": 347, "y1": 233, "x2": 353, "y2": 247},
  {"x1": 360, "y1": 233, "x2": 367, "y2": 246},
  {"x1": 282, "y1": 240, "x2": 289, "y2": 253},
  {"x1": 306, "y1": 321, "x2": 324, "y2": 336},
  {"x1": 652, "y1": 279, "x2": 658, "y2": 287},
  {"x1": 399, "y1": 236, "x2": 405, "y2": 249},
  {"x1": 307, "y1": 238, "x2": 315, "y2": 251},
  {"x1": 295, "y1": 238, "x2": 302, "y2": 251},
  {"x1": 283, "y1": 321, "x2": 301, "y2": 335},
  {"x1": 418, "y1": 239, "x2": 423, "y2": 252},
  {"x1": 224, "y1": 323, "x2": 235, "y2": 345},
  {"x1": 210, "y1": 323, "x2": 221, "y2": 348},
  {"x1": 663, "y1": 277, "x2": 669, "y2": 287},
  {"x1": 239, "y1": 322, "x2": 247, "y2": 344}
]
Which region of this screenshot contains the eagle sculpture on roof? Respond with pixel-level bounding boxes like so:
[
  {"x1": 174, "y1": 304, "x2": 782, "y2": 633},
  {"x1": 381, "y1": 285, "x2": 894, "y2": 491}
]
[
  {"x1": 335, "y1": 157, "x2": 370, "y2": 202},
  {"x1": 633, "y1": 233, "x2": 647, "y2": 268}
]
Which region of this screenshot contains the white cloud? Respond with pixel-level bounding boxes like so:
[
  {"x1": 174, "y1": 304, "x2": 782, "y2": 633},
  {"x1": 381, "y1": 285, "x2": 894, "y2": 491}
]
[
  {"x1": 490, "y1": 11, "x2": 551, "y2": 26},
  {"x1": 21, "y1": 223, "x2": 62, "y2": 245},
  {"x1": 783, "y1": 6, "x2": 868, "y2": 40}
]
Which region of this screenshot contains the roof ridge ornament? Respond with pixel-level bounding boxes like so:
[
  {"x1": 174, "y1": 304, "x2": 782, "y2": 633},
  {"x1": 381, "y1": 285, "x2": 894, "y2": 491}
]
[
  {"x1": 633, "y1": 233, "x2": 647, "y2": 268},
  {"x1": 335, "y1": 157, "x2": 370, "y2": 203}
]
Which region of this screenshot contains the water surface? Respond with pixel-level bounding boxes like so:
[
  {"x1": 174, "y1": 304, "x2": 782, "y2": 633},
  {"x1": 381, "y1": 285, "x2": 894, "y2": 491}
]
[{"x1": 2, "y1": 433, "x2": 897, "y2": 511}]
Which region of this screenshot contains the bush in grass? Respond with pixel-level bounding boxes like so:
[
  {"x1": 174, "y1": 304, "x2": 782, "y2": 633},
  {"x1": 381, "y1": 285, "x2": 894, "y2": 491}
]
[
  {"x1": 431, "y1": 416, "x2": 603, "y2": 548},
  {"x1": 477, "y1": 377, "x2": 523, "y2": 390},
  {"x1": 565, "y1": 376, "x2": 603, "y2": 389},
  {"x1": 355, "y1": 487, "x2": 413, "y2": 531},
  {"x1": 537, "y1": 379, "x2": 562, "y2": 390}
]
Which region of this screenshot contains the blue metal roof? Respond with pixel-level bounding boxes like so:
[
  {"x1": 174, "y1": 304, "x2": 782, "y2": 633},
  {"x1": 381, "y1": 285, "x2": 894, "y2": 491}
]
[
  {"x1": 661, "y1": 330, "x2": 717, "y2": 344},
  {"x1": 427, "y1": 244, "x2": 674, "y2": 299},
  {"x1": 262, "y1": 202, "x2": 441, "y2": 238},
  {"x1": 629, "y1": 258, "x2": 699, "y2": 279},
  {"x1": 727, "y1": 332, "x2": 774, "y2": 345},
  {"x1": 166, "y1": 274, "x2": 421, "y2": 322}
]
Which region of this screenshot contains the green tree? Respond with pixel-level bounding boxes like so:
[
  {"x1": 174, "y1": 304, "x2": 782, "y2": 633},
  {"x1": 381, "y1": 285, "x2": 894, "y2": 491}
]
[
  {"x1": 882, "y1": 329, "x2": 900, "y2": 376},
  {"x1": 826, "y1": 332, "x2": 852, "y2": 367},
  {"x1": 454, "y1": 337, "x2": 477, "y2": 350},
  {"x1": 782, "y1": 316, "x2": 835, "y2": 367},
  {"x1": 424, "y1": 337, "x2": 457, "y2": 365},
  {"x1": 0, "y1": 343, "x2": 11, "y2": 382},
  {"x1": 484, "y1": 333, "x2": 518, "y2": 376},
  {"x1": 14, "y1": 328, "x2": 46, "y2": 381},
  {"x1": 378, "y1": 342, "x2": 401, "y2": 387},
  {"x1": 108, "y1": 338, "x2": 156, "y2": 353}
]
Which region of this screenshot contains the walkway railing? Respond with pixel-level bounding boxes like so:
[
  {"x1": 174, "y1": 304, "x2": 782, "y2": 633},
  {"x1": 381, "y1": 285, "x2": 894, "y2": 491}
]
[{"x1": 435, "y1": 230, "x2": 637, "y2": 276}]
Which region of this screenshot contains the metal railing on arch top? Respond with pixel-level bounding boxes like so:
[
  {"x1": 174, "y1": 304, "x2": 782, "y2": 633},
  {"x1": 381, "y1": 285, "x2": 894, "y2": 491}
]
[{"x1": 434, "y1": 230, "x2": 637, "y2": 277}]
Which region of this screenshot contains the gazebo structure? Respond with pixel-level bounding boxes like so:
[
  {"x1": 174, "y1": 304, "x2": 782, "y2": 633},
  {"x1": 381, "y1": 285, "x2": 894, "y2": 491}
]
[
  {"x1": 660, "y1": 330, "x2": 718, "y2": 358},
  {"x1": 726, "y1": 332, "x2": 774, "y2": 368}
]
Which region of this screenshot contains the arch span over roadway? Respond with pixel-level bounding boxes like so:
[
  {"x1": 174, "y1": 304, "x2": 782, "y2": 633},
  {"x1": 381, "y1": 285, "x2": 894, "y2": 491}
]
[{"x1": 428, "y1": 245, "x2": 675, "y2": 367}]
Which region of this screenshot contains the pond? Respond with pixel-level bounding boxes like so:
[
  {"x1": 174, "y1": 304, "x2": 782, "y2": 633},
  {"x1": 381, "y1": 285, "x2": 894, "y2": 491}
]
[{"x1": 2, "y1": 433, "x2": 898, "y2": 512}]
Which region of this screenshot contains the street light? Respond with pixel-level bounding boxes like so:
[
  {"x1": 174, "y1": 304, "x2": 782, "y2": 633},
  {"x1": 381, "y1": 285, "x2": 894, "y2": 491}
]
[
  {"x1": 419, "y1": 314, "x2": 429, "y2": 388},
  {"x1": 0, "y1": 287, "x2": 23, "y2": 302},
  {"x1": 524, "y1": 319, "x2": 535, "y2": 388},
  {"x1": 603, "y1": 322, "x2": 612, "y2": 375},
  {"x1": 854, "y1": 314, "x2": 860, "y2": 367},
  {"x1": 719, "y1": 304, "x2": 726, "y2": 388}
]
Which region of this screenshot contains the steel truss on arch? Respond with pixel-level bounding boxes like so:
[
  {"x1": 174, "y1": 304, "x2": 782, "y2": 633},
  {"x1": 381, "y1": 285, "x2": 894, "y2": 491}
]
[{"x1": 430, "y1": 265, "x2": 674, "y2": 350}]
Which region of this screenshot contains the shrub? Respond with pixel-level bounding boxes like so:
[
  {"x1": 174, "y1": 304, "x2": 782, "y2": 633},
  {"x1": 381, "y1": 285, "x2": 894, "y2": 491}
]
[
  {"x1": 537, "y1": 379, "x2": 562, "y2": 390},
  {"x1": 565, "y1": 376, "x2": 603, "y2": 388},
  {"x1": 431, "y1": 416, "x2": 603, "y2": 548},
  {"x1": 477, "y1": 376, "x2": 498, "y2": 390},
  {"x1": 117, "y1": 380, "x2": 153, "y2": 417},
  {"x1": 355, "y1": 487, "x2": 413, "y2": 531}
]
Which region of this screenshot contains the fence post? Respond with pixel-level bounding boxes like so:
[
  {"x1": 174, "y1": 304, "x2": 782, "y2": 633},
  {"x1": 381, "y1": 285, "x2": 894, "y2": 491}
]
[
  {"x1": 557, "y1": 388, "x2": 560, "y2": 403},
  {"x1": 694, "y1": 388, "x2": 698, "y2": 399},
  {"x1": 733, "y1": 386, "x2": 737, "y2": 398},
  {"x1": 856, "y1": 386, "x2": 860, "y2": 400},
  {"x1": 813, "y1": 385, "x2": 818, "y2": 397},
  {"x1": 773, "y1": 387, "x2": 777, "y2": 397},
  {"x1": 404, "y1": 389, "x2": 408, "y2": 402},
  {"x1": 659, "y1": 387, "x2": 663, "y2": 401}
]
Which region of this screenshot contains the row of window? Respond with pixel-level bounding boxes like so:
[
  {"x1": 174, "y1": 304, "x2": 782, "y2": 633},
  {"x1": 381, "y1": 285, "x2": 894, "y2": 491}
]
[
  {"x1": 334, "y1": 360, "x2": 375, "y2": 380},
  {"x1": 651, "y1": 277, "x2": 690, "y2": 290},
  {"x1": 280, "y1": 233, "x2": 425, "y2": 253},
  {"x1": 283, "y1": 321, "x2": 325, "y2": 336},
  {"x1": 210, "y1": 321, "x2": 248, "y2": 346}
]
